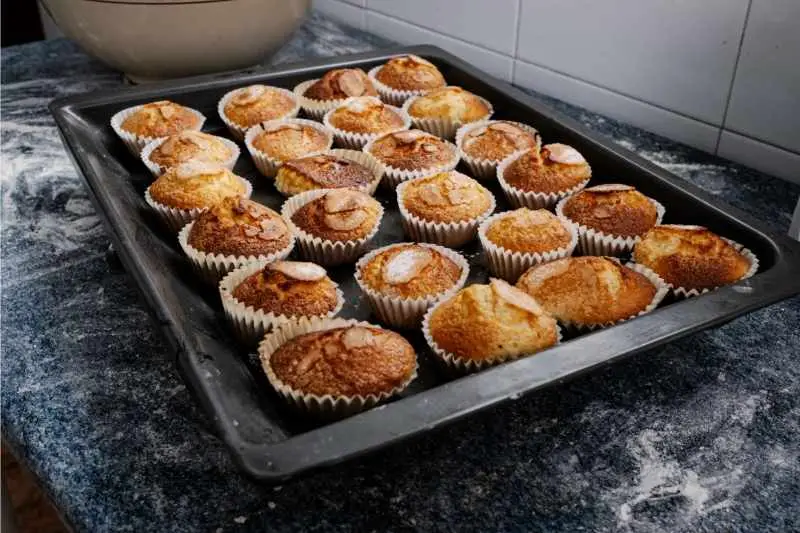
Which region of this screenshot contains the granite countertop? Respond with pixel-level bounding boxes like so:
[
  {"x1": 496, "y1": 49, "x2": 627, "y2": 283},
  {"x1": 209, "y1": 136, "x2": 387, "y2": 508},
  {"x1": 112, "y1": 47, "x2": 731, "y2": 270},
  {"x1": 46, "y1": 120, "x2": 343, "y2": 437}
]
[{"x1": 3, "y1": 12, "x2": 800, "y2": 533}]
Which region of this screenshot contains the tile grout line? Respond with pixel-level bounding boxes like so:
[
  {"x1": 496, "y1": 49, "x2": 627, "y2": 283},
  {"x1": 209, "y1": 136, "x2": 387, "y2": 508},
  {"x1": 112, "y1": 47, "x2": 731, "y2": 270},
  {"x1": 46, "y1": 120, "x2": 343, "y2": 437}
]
[
  {"x1": 511, "y1": 0, "x2": 523, "y2": 82},
  {"x1": 714, "y1": 0, "x2": 754, "y2": 154}
]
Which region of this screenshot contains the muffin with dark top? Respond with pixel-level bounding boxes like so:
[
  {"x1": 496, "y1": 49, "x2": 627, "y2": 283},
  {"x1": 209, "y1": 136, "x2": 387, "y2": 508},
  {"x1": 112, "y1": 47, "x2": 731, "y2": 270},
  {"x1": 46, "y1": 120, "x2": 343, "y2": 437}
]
[
  {"x1": 274, "y1": 151, "x2": 382, "y2": 197},
  {"x1": 245, "y1": 119, "x2": 333, "y2": 177},
  {"x1": 633, "y1": 224, "x2": 757, "y2": 297},
  {"x1": 456, "y1": 120, "x2": 540, "y2": 179},
  {"x1": 218, "y1": 84, "x2": 298, "y2": 139},
  {"x1": 364, "y1": 129, "x2": 459, "y2": 188},
  {"x1": 324, "y1": 96, "x2": 409, "y2": 149},
  {"x1": 403, "y1": 86, "x2": 493, "y2": 140},
  {"x1": 111, "y1": 100, "x2": 205, "y2": 155},
  {"x1": 141, "y1": 131, "x2": 238, "y2": 177},
  {"x1": 368, "y1": 55, "x2": 446, "y2": 105}
]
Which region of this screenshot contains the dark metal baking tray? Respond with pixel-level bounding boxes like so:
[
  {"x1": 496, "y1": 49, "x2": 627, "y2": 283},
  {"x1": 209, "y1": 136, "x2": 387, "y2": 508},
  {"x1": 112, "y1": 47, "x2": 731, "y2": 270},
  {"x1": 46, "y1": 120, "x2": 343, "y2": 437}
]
[{"x1": 50, "y1": 45, "x2": 800, "y2": 482}]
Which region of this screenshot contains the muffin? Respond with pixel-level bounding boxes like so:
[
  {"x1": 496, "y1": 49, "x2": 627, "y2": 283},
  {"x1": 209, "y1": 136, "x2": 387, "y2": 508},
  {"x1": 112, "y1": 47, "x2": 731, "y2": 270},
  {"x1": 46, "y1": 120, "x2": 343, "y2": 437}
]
[
  {"x1": 218, "y1": 84, "x2": 299, "y2": 140},
  {"x1": 402, "y1": 86, "x2": 493, "y2": 140},
  {"x1": 455, "y1": 120, "x2": 541, "y2": 180},
  {"x1": 633, "y1": 224, "x2": 758, "y2": 298},
  {"x1": 368, "y1": 55, "x2": 447, "y2": 105},
  {"x1": 515, "y1": 256, "x2": 667, "y2": 330},
  {"x1": 497, "y1": 144, "x2": 592, "y2": 209},
  {"x1": 145, "y1": 161, "x2": 252, "y2": 232},
  {"x1": 294, "y1": 68, "x2": 378, "y2": 120},
  {"x1": 363, "y1": 129, "x2": 459, "y2": 188},
  {"x1": 422, "y1": 278, "x2": 560, "y2": 373},
  {"x1": 282, "y1": 188, "x2": 384, "y2": 265},
  {"x1": 258, "y1": 317, "x2": 417, "y2": 417},
  {"x1": 323, "y1": 96, "x2": 410, "y2": 149},
  {"x1": 556, "y1": 184, "x2": 665, "y2": 256},
  {"x1": 274, "y1": 150, "x2": 383, "y2": 197},
  {"x1": 219, "y1": 260, "x2": 344, "y2": 346},
  {"x1": 478, "y1": 208, "x2": 577, "y2": 281},
  {"x1": 141, "y1": 131, "x2": 239, "y2": 177},
  {"x1": 396, "y1": 171, "x2": 495, "y2": 247},
  {"x1": 355, "y1": 242, "x2": 470, "y2": 328},
  {"x1": 244, "y1": 119, "x2": 333, "y2": 177},
  {"x1": 178, "y1": 197, "x2": 294, "y2": 283},
  {"x1": 111, "y1": 100, "x2": 205, "y2": 155}
]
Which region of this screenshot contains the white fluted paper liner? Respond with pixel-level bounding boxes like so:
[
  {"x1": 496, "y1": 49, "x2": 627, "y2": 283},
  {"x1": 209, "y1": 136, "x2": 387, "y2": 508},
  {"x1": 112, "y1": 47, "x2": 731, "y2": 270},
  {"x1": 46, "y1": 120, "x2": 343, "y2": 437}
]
[
  {"x1": 478, "y1": 212, "x2": 578, "y2": 282},
  {"x1": 110, "y1": 105, "x2": 206, "y2": 156},
  {"x1": 496, "y1": 149, "x2": 591, "y2": 209},
  {"x1": 177, "y1": 221, "x2": 295, "y2": 285},
  {"x1": 395, "y1": 178, "x2": 496, "y2": 248},
  {"x1": 455, "y1": 121, "x2": 542, "y2": 181},
  {"x1": 217, "y1": 85, "x2": 300, "y2": 141},
  {"x1": 401, "y1": 93, "x2": 494, "y2": 141},
  {"x1": 322, "y1": 97, "x2": 411, "y2": 150},
  {"x1": 367, "y1": 65, "x2": 430, "y2": 106},
  {"x1": 140, "y1": 135, "x2": 240, "y2": 178},
  {"x1": 421, "y1": 298, "x2": 563, "y2": 374},
  {"x1": 144, "y1": 178, "x2": 253, "y2": 233},
  {"x1": 244, "y1": 119, "x2": 334, "y2": 178},
  {"x1": 353, "y1": 242, "x2": 470, "y2": 329},
  {"x1": 219, "y1": 261, "x2": 345, "y2": 347},
  {"x1": 274, "y1": 148, "x2": 384, "y2": 198},
  {"x1": 362, "y1": 134, "x2": 460, "y2": 189},
  {"x1": 258, "y1": 316, "x2": 418, "y2": 417},
  {"x1": 280, "y1": 188, "x2": 384, "y2": 266},
  {"x1": 292, "y1": 79, "x2": 353, "y2": 121},
  {"x1": 555, "y1": 195, "x2": 666, "y2": 257}
]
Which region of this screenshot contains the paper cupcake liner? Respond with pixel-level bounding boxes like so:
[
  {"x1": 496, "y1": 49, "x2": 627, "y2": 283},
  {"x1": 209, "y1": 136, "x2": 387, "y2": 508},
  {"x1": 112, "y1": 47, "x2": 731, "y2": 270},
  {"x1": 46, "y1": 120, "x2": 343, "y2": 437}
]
[
  {"x1": 395, "y1": 178, "x2": 496, "y2": 248},
  {"x1": 244, "y1": 119, "x2": 334, "y2": 178},
  {"x1": 217, "y1": 86, "x2": 300, "y2": 141},
  {"x1": 273, "y1": 148, "x2": 384, "y2": 198},
  {"x1": 421, "y1": 299, "x2": 563, "y2": 375},
  {"x1": 477, "y1": 212, "x2": 578, "y2": 282},
  {"x1": 280, "y1": 188, "x2": 384, "y2": 266},
  {"x1": 144, "y1": 178, "x2": 253, "y2": 233},
  {"x1": 110, "y1": 105, "x2": 206, "y2": 156},
  {"x1": 177, "y1": 221, "x2": 295, "y2": 285},
  {"x1": 555, "y1": 195, "x2": 666, "y2": 256},
  {"x1": 322, "y1": 97, "x2": 411, "y2": 150},
  {"x1": 362, "y1": 134, "x2": 460, "y2": 189},
  {"x1": 219, "y1": 261, "x2": 345, "y2": 347},
  {"x1": 496, "y1": 149, "x2": 591, "y2": 209},
  {"x1": 367, "y1": 65, "x2": 430, "y2": 106},
  {"x1": 140, "y1": 135, "x2": 240, "y2": 178},
  {"x1": 455, "y1": 121, "x2": 542, "y2": 180},
  {"x1": 292, "y1": 79, "x2": 352, "y2": 121},
  {"x1": 353, "y1": 242, "x2": 471, "y2": 329},
  {"x1": 401, "y1": 93, "x2": 494, "y2": 141}
]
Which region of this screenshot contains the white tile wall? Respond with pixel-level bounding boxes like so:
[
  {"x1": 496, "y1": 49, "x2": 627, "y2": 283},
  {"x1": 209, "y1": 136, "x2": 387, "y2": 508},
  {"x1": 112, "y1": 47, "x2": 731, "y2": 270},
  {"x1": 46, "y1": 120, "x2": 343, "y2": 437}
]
[{"x1": 314, "y1": 0, "x2": 800, "y2": 184}]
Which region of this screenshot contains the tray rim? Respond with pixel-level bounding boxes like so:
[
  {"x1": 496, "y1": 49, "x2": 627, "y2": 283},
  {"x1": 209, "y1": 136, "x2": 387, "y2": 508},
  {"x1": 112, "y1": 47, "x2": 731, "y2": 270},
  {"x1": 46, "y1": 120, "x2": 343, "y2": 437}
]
[{"x1": 50, "y1": 44, "x2": 800, "y2": 482}]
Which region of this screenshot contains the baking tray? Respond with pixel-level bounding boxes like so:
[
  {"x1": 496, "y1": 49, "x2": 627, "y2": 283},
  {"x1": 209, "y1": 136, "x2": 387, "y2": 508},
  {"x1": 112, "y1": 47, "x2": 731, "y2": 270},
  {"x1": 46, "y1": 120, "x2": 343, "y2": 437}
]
[{"x1": 50, "y1": 45, "x2": 800, "y2": 482}]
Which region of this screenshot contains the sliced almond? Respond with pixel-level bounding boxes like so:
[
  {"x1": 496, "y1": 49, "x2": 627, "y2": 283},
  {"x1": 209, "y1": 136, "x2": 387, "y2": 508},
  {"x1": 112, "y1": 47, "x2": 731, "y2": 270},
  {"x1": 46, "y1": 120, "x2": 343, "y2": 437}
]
[
  {"x1": 158, "y1": 139, "x2": 176, "y2": 156},
  {"x1": 296, "y1": 349, "x2": 322, "y2": 374},
  {"x1": 243, "y1": 226, "x2": 260, "y2": 237},
  {"x1": 519, "y1": 259, "x2": 570, "y2": 288},
  {"x1": 446, "y1": 187, "x2": 476, "y2": 205},
  {"x1": 444, "y1": 172, "x2": 475, "y2": 189},
  {"x1": 383, "y1": 247, "x2": 433, "y2": 284},
  {"x1": 491, "y1": 278, "x2": 545, "y2": 316},
  {"x1": 233, "y1": 85, "x2": 266, "y2": 106},
  {"x1": 420, "y1": 183, "x2": 449, "y2": 206},
  {"x1": 406, "y1": 54, "x2": 435, "y2": 67},
  {"x1": 257, "y1": 218, "x2": 286, "y2": 240},
  {"x1": 466, "y1": 126, "x2": 489, "y2": 139},
  {"x1": 158, "y1": 104, "x2": 176, "y2": 119},
  {"x1": 324, "y1": 210, "x2": 368, "y2": 231},
  {"x1": 338, "y1": 70, "x2": 366, "y2": 96},
  {"x1": 175, "y1": 161, "x2": 224, "y2": 179},
  {"x1": 393, "y1": 130, "x2": 425, "y2": 144},
  {"x1": 521, "y1": 209, "x2": 555, "y2": 225},
  {"x1": 344, "y1": 97, "x2": 376, "y2": 114},
  {"x1": 267, "y1": 261, "x2": 327, "y2": 281},
  {"x1": 592, "y1": 205, "x2": 614, "y2": 219},
  {"x1": 323, "y1": 190, "x2": 368, "y2": 213},
  {"x1": 546, "y1": 143, "x2": 586, "y2": 165},
  {"x1": 341, "y1": 326, "x2": 376, "y2": 350},
  {"x1": 232, "y1": 198, "x2": 248, "y2": 215},
  {"x1": 421, "y1": 142, "x2": 440, "y2": 153},
  {"x1": 586, "y1": 183, "x2": 634, "y2": 193}
]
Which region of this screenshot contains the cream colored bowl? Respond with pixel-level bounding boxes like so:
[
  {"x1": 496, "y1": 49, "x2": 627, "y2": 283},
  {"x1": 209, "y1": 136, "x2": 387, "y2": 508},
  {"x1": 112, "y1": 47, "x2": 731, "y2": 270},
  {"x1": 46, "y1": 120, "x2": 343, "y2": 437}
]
[{"x1": 42, "y1": 0, "x2": 311, "y2": 82}]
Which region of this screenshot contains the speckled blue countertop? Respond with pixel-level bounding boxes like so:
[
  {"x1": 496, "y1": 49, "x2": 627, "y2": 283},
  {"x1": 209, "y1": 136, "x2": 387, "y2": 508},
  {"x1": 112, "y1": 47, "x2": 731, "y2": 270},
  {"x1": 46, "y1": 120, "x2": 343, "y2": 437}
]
[{"x1": 3, "y1": 12, "x2": 800, "y2": 533}]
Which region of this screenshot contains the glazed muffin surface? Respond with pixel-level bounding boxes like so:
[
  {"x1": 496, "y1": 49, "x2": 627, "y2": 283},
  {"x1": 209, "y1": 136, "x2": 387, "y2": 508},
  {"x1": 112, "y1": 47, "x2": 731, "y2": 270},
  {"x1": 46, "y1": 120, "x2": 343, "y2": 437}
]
[
  {"x1": 503, "y1": 144, "x2": 591, "y2": 194},
  {"x1": 485, "y1": 208, "x2": 572, "y2": 254},
  {"x1": 327, "y1": 97, "x2": 405, "y2": 134},
  {"x1": 291, "y1": 189, "x2": 382, "y2": 242},
  {"x1": 251, "y1": 123, "x2": 330, "y2": 161},
  {"x1": 148, "y1": 162, "x2": 247, "y2": 210},
  {"x1": 149, "y1": 131, "x2": 232, "y2": 169},
  {"x1": 269, "y1": 325, "x2": 416, "y2": 397},
  {"x1": 121, "y1": 100, "x2": 201, "y2": 138},
  {"x1": 401, "y1": 171, "x2": 492, "y2": 223},
  {"x1": 304, "y1": 68, "x2": 377, "y2": 100},
  {"x1": 407, "y1": 87, "x2": 490, "y2": 122},
  {"x1": 359, "y1": 243, "x2": 462, "y2": 299},
  {"x1": 375, "y1": 55, "x2": 446, "y2": 91},
  {"x1": 461, "y1": 121, "x2": 539, "y2": 162},
  {"x1": 633, "y1": 225, "x2": 751, "y2": 290},
  {"x1": 223, "y1": 85, "x2": 296, "y2": 128},
  {"x1": 561, "y1": 184, "x2": 657, "y2": 237},
  {"x1": 367, "y1": 130, "x2": 455, "y2": 171},
  {"x1": 278, "y1": 154, "x2": 375, "y2": 192}
]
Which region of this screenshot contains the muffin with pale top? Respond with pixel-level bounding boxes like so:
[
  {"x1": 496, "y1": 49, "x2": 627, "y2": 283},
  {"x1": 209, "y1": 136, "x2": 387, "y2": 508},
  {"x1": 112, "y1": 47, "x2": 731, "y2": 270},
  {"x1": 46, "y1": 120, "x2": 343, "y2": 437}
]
[
  {"x1": 323, "y1": 96, "x2": 410, "y2": 149},
  {"x1": 455, "y1": 120, "x2": 541, "y2": 179},
  {"x1": 245, "y1": 119, "x2": 333, "y2": 177},
  {"x1": 218, "y1": 84, "x2": 298, "y2": 139},
  {"x1": 368, "y1": 55, "x2": 446, "y2": 104},
  {"x1": 111, "y1": 99, "x2": 205, "y2": 155},
  {"x1": 141, "y1": 131, "x2": 239, "y2": 177},
  {"x1": 403, "y1": 86, "x2": 492, "y2": 139}
]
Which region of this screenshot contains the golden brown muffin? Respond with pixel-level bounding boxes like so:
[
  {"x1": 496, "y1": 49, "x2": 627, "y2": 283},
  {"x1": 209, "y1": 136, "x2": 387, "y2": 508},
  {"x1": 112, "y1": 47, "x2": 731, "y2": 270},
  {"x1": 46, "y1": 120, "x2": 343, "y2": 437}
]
[
  {"x1": 276, "y1": 154, "x2": 376, "y2": 195},
  {"x1": 148, "y1": 131, "x2": 233, "y2": 169},
  {"x1": 358, "y1": 243, "x2": 463, "y2": 299},
  {"x1": 407, "y1": 87, "x2": 490, "y2": 123},
  {"x1": 231, "y1": 260, "x2": 339, "y2": 317},
  {"x1": 400, "y1": 171, "x2": 493, "y2": 223},
  {"x1": 484, "y1": 209, "x2": 572, "y2": 254},
  {"x1": 290, "y1": 189, "x2": 382, "y2": 242},
  {"x1": 427, "y1": 279, "x2": 558, "y2": 363},
  {"x1": 268, "y1": 325, "x2": 416, "y2": 397},
  {"x1": 222, "y1": 85, "x2": 296, "y2": 129},
  {"x1": 460, "y1": 121, "x2": 539, "y2": 162},
  {"x1": 560, "y1": 184, "x2": 658, "y2": 237},
  {"x1": 304, "y1": 68, "x2": 378, "y2": 100},
  {"x1": 374, "y1": 55, "x2": 446, "y2": 91},
  {"x1": 148, "y1": 162, "x2": 247, "y2": 210},
  {"x1": 367, "y1": 130, "x2": 456, "y2": 171},
  {"x1": 121, "y1": 100, "x2": 201, "y2": 138},
  {"x1": 516, "y1": 257, "x2": 657, "y2": 325},
  {"x1": 326, "y1": 97, "x2": 406, "y2": 134},
  {"x1": 633, "y1": 225, "x2": 752, "y2": 290},
  {"x1": 251, "y1": 123, "x2": 330, "y2": 161},
  {"x1": 502, "y1": 144, "x2": 591, "y2": 194},
  {"x1": 187, "y1": 197, "x2": 291, "y2": 257}
]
